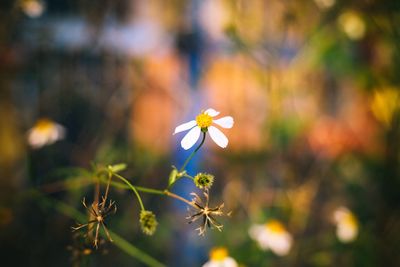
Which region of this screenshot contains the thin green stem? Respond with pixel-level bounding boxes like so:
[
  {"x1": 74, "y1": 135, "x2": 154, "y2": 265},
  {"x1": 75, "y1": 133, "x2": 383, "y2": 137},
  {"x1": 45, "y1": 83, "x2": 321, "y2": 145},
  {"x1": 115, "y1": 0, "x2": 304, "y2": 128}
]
[
  {"x1": 136, "y1": 186, "x2": 165, "y2": 195},
  {"x1": 101, "y1": 171, "x2": 112, "y2": 208},
  {"x1": 165, "y1": 132, "x2": 206, "y2": 190},
  {"x1": 104, "y1": 178, "x2": 165, "y2": 195},
  {"x1": 112, "y1": 173, "x2": 145, "y2": 211},
  {"x1": 167, "y1": 172, "x2": 194, "y2": 190},
  {"x1": 179, "y1": 132, "x2": 206, "y2": 172},
  {"x1": 164, "y1": 190, "x2": 196, "y2": 208},
  {"x1": 183, "y1": 174, "x2": 194, "y2": 180},
  {"x1": 98, "y1": 175, "x2": 195, "y2": 208}
]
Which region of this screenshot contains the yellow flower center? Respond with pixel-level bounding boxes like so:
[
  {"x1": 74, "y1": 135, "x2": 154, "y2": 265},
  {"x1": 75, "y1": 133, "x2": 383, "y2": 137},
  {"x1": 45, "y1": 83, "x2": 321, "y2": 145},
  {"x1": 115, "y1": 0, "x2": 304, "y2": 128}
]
[
  {"x1": 265, "y1": 220, "x2": 286, "y2": 233},
  {"x1": 35, "y1": 119, "x2": 55, "y2": 132},
  {"x1": 342, "y1": 213, "x2": 358, "y2": 228},
  {"x1": 210, "y1": 247, "x2": 228, "y2": 261},
  {"x1": 196, "y1": 112, "x2": 213, "y2": 129}
]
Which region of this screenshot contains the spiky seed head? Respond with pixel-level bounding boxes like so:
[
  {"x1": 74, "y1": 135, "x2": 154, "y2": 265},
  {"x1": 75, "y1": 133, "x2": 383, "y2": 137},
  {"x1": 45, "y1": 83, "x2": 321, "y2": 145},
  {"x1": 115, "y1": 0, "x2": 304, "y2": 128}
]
[
  {"x1": 139, "y1": 210, "x2": 158, "y2": 236},
  {"x1": 194, "y1": 173, "x2": 214, "y2": 190}
]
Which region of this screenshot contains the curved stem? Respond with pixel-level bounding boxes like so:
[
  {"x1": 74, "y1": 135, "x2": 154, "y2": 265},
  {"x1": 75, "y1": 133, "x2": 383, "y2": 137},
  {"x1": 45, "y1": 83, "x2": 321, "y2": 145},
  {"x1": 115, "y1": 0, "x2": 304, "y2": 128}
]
[
  {"x1": 167, "y1": 173, "x2": 194, "y2": 190},
  {"x1": 164, "y1": 190, "x2": 196, "y2": 208},
  {"x1": 183, "y1": 174, "x2": 194, "y2": 180},
  {"x1": 101, "y1": 171, "x2": 112, "y2": 208},
  {"x1": 112, "y1": 173, "x2": 145, "y2": 211},
  {"x1": 136, "y1": 186, "x2": 165, "y2": 195},
  {"x1": 166, "y1": 132, "x2": 206, "y2": 190},
  {"x1": 179, "y1": 132, "x2": 206, "y2": 172},
  {"x1": 98, "y1": 175, "x2": 195, "y2": 208}
]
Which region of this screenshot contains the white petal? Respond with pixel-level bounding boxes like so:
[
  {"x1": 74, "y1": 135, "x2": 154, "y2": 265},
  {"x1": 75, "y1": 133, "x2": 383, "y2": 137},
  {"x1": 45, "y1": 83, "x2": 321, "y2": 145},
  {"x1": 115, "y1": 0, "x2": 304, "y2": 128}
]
[
  {"x1": 28, "y1": 130, "x2": 47, "y2": 149},
  {"x1": 55, "y1": 124, "x2": 66, "y2": 139},
  {"x1": 204, "y1": 108, "x2": 220, "y2": 117},
  {"x1": 202, "y1": 261, "x2": 213, "y2": 267},
  {"x1": 224, "y1": 257, "x2": 239, "y2": 267},
  {"x1": 181, "y1": 126, "x2": 201, "y2": 150},
  {"x1": 249, "y1": 225, "x2": 263, "y2": 240},
  {"x1": 208, "y1": 126, "x2": 228, "y2": 148},
  {"x1": 49, "y1": 124, "x2": 66, "y2": 142},
  {"x1": 173, "y1": 120, "x2": 197, "y2": 135},
  {"x1": 213, "y1": 116, "x2": 234, "y2": 128},
  {"x1": 268, "y1": 232, "x2": 292, "y2": 256},
  {"x1": 337, "y1": 223, "x2": 357, "y2": 243}
]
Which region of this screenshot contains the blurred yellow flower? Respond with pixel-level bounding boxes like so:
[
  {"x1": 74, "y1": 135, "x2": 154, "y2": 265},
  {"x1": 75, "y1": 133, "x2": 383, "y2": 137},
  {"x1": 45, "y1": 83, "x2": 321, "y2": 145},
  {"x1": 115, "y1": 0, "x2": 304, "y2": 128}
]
[
  {"x1": 249, "y1": 219, "x2": 293, "y2": 256},
  {"x1": 338, "y1": 11, "x2": 366, "y2": 40},
  {"x1": 20, "y1": 0, "x2": 45, "y2": 18},
  {"x1": 27, "y1": 118, "x2": 65, "y2": 149},
  {"x1": 370, "y1": 88, "x2": 400, "y2": 127},
  {"x1": 333, "y1": 207, "x2": 358, "y2": 243},
  {"x1": 203, "y1": 247, "x2": 238, "y2": 267}
]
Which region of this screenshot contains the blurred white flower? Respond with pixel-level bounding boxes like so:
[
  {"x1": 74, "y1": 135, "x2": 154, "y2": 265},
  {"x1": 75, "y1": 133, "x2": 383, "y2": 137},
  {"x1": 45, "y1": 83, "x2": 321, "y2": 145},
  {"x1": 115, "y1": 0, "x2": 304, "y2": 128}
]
[
  {"x1": 21, "y1": 0, "x2": 45, "y2": 18},
  {"x1": 203, "y1": 247, "x2": 238, "y2": 267},
  {"x1": 314, "y1": 0, "x2": 335, "y2": 9},
  {"x1": 199, "y1": 0, "x2": 230, "y2": 41},
  {"x1": 333, "y1": 206, "x2": 358, "y2": 243},
  {"x1": 27, "y1": 119, "x2": 65, "y2": 149},
  {"x1": 174, "y1": 108, "x2": 234, "y2": 150},
  {"x1": 249, "y1": 220, "x2": 293, "y2": 256},
  {"x1": 338, "y1": 11, "x2": 366, "y2": 40}
]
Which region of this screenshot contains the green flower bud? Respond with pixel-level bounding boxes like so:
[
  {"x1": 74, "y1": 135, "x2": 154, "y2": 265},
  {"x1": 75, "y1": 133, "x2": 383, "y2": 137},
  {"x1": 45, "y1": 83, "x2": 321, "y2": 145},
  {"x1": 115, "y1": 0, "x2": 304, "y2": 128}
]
[
  {"x1": 139, "y1": 210, "x2": 158, "y2": 235},
  {"x1": 168, "y1": 168, "x2": 178, "y2": 186},
  {"x1": 194, "y1": 173, "x2": 214, "y2": 189},
  {"x1": 108, "y1": 163, "x2": 127, "y2": 173},
  {"x1": 168, "y1": 166, "x2": 186, "y2": 186}
]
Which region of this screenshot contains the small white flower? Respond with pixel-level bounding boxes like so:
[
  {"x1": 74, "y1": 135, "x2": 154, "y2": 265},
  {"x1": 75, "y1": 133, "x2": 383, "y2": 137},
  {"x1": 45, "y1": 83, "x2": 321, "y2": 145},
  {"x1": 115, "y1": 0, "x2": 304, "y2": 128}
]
[
  {"x1": 27, "y1": 118, "x2": 65, "y2": 149},
  {"x1": 202, "y1": 247, "x2": 238, "y2": 267},
  {"x1": 249, "y1": 220, "x2": 293, "y2": 256},
  {"x1": 333, "y1": 206, "x2": 358, "y2": 243},
  {"x1": 174, "y1": 108, "x2": 234, "y2": 150}
]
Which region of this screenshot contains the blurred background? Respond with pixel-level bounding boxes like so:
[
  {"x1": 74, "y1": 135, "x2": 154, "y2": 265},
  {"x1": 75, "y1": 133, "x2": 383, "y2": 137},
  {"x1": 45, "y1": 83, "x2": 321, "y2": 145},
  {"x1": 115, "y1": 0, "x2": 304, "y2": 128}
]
[{"x1": 1, "y1": 0, "x2": 400, "y2": 266}]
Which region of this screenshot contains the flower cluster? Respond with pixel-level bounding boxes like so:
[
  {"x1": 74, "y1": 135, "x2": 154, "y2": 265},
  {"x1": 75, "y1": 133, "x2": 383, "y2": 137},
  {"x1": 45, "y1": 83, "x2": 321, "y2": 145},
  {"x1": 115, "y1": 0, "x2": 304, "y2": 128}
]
[
  {"x1": 42, "y1": 108, "x2": 233, "y2": 255},
  {"x1": 172, "y1": 109, "x2": 234, "y2": 234},
  {"x1": 248, "y1": 207, "x2": 360, "y2": 257}
]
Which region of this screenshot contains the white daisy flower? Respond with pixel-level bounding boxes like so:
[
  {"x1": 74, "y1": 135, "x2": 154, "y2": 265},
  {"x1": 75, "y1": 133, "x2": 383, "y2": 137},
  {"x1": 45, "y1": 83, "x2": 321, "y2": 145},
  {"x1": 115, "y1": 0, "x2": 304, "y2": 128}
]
[
  {"x1": 249, "y1": 220, "x2": 293, "y2": 256},
  {"x1": 202, "y1": 247, "x2": 238, "y2": 267},
  {"x1": 173, "y1": 108, "x2": 234, "y2": 150},
  {"x1": 333, "y1": 206, "x2": 358, "y2": 243},
  {"x1": 27, "y1": 118, "x2": 66, "y2": 149}
]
